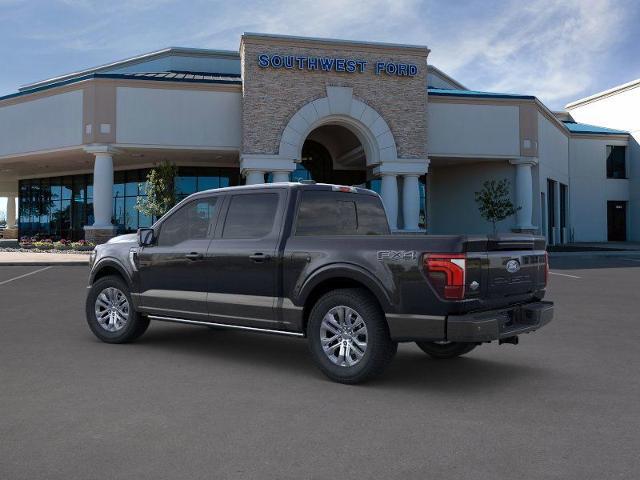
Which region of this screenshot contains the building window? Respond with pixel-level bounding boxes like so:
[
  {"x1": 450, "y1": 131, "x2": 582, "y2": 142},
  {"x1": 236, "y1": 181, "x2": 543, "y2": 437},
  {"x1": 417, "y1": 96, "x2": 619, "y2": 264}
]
[
  {"x1": 18, "y1": 166, "x2": 239, "y2": 240},
  {"x1": 606, "y1": 146, "x2": 626, "y2": 179}
]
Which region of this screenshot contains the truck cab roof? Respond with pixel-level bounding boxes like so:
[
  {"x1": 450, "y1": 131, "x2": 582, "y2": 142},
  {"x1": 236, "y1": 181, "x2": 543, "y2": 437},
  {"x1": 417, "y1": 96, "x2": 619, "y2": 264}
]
[{"x1": 193, "y1": 181, "x2": 379, "y2": 198}]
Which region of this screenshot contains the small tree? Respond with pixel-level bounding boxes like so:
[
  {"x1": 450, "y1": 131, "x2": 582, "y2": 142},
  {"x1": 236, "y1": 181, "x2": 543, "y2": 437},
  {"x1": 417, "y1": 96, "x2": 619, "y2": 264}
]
[
  {"x1": 474, "y1": 179, "x2": 520, "y2": 235},
  {"x1": 136, "y1": 161, "x2": 179, "y2": 219}
]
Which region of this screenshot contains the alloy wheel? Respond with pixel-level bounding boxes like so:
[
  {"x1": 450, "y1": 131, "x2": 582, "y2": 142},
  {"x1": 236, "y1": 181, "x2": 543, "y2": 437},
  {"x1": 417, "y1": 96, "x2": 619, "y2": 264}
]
[
  {"x1": 320, "y1": 305, "x2": 368, "y2": 367},
  {"x1": 94, "y1": 287, "x2": 130, "y2": 332}
]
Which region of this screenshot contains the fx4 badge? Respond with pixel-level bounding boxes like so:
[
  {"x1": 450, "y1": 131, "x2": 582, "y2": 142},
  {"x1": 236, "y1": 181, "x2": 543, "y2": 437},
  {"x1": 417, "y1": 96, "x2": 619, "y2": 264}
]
[{"x1": 377, "y1": 250, "x2": 417, "y2": 261}]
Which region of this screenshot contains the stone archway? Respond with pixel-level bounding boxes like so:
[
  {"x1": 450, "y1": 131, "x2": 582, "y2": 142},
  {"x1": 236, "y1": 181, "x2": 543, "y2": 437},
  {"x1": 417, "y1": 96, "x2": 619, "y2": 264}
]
[{"x1": 278, "y1": 86, "x2": 398, "y2": 166}]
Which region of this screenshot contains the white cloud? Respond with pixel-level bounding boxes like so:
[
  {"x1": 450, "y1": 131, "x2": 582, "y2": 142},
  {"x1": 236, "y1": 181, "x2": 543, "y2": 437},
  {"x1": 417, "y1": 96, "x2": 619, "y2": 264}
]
[
  {"x1": 2, "y1": 0, "x2": 634, "y2": 109},
  {"x1": 426, "y1": 0, "x2": 628, "y2": 107}
]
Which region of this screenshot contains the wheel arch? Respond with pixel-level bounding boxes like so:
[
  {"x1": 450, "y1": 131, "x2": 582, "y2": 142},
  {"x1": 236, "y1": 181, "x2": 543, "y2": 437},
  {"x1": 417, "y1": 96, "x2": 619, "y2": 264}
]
[
  {"x1": 90, "y1": 259, "x2": 132, "y2": 287},
  {"x1": 298, "y1": 264, "x2": 394, "y2": 332}
]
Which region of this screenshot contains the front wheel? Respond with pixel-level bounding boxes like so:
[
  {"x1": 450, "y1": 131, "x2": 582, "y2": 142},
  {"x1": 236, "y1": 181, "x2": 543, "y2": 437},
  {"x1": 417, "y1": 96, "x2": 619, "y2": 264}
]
[
  {"x1": 415, "y1": 341, "x2": 477, "y2": 359},
  {"x1": 307, "y1": 288, "x2": 397, "y2": 384},
  {"x1": 85, "y1": 275, "x2": 149, "y2": 343}
]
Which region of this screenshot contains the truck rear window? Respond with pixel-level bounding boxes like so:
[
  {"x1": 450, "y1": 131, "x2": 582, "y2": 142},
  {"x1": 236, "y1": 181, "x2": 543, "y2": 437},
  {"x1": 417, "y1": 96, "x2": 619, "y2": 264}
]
[{"x1": 295, "y1": 191, "x2": 390, "y2": 236}]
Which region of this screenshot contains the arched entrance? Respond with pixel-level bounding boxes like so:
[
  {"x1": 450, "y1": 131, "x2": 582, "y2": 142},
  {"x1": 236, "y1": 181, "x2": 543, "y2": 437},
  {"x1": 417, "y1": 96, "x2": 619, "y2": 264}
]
[
  {"x1": 240, "y1": 86, "x2": 428, "y2": 230},
  {"x1": 296, "y1": 124, "x2": 370, "y2": 187}
]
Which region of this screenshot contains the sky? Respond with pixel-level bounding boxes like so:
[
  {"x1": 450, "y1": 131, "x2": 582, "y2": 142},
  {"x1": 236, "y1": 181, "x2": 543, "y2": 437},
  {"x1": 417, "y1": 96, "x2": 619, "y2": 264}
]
[{"x1": 1, "y1": 0, "x2": 640, "y2": 214}]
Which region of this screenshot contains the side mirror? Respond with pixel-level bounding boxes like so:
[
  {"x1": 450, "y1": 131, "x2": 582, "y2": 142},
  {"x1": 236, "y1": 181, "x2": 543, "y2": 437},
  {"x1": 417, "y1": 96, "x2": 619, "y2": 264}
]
[{"x1": 138, "y1": 228, "x2": 155, "y2": 247}]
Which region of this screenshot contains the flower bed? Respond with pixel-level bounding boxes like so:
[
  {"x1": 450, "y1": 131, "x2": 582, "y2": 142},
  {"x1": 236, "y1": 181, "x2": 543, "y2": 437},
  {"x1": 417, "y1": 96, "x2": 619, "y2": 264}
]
[{"x1": 13, "y1": 237, "x2": 96, "y2": 254}]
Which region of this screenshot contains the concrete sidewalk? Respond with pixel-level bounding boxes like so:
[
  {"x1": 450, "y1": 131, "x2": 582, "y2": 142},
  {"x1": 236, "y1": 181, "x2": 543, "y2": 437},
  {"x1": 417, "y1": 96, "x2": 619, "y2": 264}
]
[{"x1": 0, "y1": 251, "x2": 90, "y2": 266}]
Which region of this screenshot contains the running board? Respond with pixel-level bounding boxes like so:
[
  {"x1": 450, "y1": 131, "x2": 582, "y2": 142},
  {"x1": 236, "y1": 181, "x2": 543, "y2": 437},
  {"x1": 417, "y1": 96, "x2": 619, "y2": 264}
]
[{"x1": 147, "y1": 315, "x2": 304, "y2": 337}]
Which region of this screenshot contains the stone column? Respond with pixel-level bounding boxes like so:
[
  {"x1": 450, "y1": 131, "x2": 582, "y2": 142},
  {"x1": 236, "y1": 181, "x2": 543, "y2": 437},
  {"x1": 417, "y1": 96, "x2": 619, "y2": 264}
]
[
  {"x1": 510, "y1": 157, "x2": 537, "y2": 232},
  {"x1": 84, "y1": 145, "x2": 118, "y2": 244},
  {"x1": 380, "y1": 174, "x2": 399, "y2": 230},
  {"x1": 401, "y1": 174, "x2": 421, "y2": 231},
  {"x1": 271, "y1": 171, "x2": 290, "y2": 183},
  {"x1": 245, "y1": 170, "x2": 266, "y2": 185},
  {"x1": 6, "y1": 195, "x2": 16, "y2": 229}
]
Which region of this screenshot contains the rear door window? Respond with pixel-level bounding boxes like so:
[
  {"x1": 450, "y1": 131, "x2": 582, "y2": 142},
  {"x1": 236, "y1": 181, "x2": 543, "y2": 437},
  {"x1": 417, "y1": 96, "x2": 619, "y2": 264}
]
[
  {"x1": 222, "y1": 193, "x2": 280, "y2": 239},
  {"x1": 295, "y1": 191, "x2": 389, "y2": 235}
]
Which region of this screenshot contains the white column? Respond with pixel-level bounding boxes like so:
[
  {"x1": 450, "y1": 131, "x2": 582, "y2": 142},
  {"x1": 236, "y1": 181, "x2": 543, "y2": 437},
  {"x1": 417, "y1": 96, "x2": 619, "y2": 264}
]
[
  {"x1": 402, "y1": 174, "x2": 421, "y2": 231},
  {"x1": 6, "y1": 195, "x2": 17, "y2": 228},
  {"x1": 380, "y1": 174, "x2": 398, "y2": 230},
  {"x1": 92, "y1": 151, "x2": 115, "y2": 227},
  {"x1": 245, "y1": 170, "x2": 266, "y2": 185},
  {"x1": 510, "y1": 158, "x2": 537, "y2": 231},
  {"x1": 271, "y1": 171, "x2": 290, "y2": 183}
]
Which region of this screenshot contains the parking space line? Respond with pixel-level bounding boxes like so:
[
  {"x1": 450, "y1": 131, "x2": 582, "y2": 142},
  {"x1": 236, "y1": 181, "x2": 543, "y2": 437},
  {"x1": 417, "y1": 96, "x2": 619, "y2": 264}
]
[
  {"x1": 549, "y1": 271, "x2": 581, "y2": 279},
  {"x1": 0, "y1": 266, "x2": 52, "y2": 286}
]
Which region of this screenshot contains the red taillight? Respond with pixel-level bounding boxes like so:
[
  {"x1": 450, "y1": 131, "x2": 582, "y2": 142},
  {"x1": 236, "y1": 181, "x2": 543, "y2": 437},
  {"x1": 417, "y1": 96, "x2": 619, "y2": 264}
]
[{"x1": 424, "y1": 253, "x2": 466, "y2": 300}]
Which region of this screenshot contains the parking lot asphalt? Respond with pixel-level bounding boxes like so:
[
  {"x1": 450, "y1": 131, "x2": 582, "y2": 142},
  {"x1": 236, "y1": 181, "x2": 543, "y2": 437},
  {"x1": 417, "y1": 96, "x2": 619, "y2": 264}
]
[{"x1": 1, "y1": 257, "x2": 639, "y2": 479}]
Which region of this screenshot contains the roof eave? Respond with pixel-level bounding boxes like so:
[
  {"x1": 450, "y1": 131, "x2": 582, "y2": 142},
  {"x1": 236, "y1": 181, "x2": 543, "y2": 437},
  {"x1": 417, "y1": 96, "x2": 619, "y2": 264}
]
[{"x1": 19, "y1": 46, "x2": 240, "y2": 93}]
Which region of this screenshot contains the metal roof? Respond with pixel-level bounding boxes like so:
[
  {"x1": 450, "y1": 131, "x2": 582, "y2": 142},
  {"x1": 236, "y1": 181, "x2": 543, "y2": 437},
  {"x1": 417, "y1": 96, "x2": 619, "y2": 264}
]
[
  {"x1": 116, "y1": 71, "x2": 241, "y2": 82},
  {"x1": 19, "y1": 47, "x2": 240, "y2": 92},
  {"x1": 428, "y1": 87, "x2": 535, "y2": 100},
  {"x1": 562, "y1": 121, "x2": 628, "y2": 135},
  {"x1": 0, "y1": 71, "x2": 242, "y2": 103}
]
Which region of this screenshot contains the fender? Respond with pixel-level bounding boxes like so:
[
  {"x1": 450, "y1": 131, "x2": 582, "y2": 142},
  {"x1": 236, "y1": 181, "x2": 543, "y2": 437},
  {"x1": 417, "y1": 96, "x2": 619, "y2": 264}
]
[
  {"x1": 295, "y1": 262, "x2": 396, "y2": 313},
  {"x1": 89, "y1": 257, "x2": 134, "y2": 288}
]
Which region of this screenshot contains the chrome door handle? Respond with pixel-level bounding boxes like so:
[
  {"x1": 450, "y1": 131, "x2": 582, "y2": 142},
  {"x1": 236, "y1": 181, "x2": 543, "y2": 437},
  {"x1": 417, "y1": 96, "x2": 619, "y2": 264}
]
[
  {"x1": 249, "y1": 253, "x2": 271, "y2": 262},
  {"x1": 185, "y1": 252, "x2": 204, "y2": 261}
]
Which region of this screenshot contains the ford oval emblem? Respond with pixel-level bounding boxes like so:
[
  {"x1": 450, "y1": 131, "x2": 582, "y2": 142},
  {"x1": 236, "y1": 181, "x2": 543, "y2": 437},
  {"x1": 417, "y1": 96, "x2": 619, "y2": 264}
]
[{"x1": 506, "y1": 259, "x2": 521, "y2": 273}]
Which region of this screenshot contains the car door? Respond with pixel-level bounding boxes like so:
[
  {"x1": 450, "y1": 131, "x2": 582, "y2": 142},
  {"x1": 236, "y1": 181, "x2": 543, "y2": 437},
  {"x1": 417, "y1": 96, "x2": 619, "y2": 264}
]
[
  {"x1": 136, "y1": 195, "x2": 220, "y2": 321},
  {"x1": 206, "y1": 189, "x2": 286, "y2": 329}
]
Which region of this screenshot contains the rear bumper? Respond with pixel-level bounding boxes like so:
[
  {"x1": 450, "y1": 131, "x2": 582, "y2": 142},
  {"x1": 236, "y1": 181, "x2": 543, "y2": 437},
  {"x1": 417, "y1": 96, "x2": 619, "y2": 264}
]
[
  {"x1": 386, "y1": 301, "x2": 553, "y2": 342},
  {"x1": 446, "y1": 301, "x2": 554, "y2": 342}
]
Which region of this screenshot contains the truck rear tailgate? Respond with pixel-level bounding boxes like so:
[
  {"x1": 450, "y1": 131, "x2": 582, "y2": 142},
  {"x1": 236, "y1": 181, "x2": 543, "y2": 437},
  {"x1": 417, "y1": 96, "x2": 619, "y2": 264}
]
[{"x1": 465, "y1": 235, "x2": 547, "y2": 305}]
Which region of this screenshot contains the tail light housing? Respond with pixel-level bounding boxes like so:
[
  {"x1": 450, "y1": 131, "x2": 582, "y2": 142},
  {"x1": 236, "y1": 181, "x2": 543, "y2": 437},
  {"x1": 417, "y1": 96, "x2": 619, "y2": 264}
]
[{"x1": 424, "y1": 253, "x2": 466, "y2": 300}]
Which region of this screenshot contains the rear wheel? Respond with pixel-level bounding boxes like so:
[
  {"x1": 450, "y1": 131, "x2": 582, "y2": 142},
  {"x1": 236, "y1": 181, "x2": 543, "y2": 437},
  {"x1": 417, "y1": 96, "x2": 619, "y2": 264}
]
[
  {"x1": 415, "y1": 341, "x2": 477, "y2": 359},
  {"x1": 86, "y1": 275, "x2": 149, "y2": 343},
  {"x1": 307, "y1": 288, "x2": 397, "y2": 384}
]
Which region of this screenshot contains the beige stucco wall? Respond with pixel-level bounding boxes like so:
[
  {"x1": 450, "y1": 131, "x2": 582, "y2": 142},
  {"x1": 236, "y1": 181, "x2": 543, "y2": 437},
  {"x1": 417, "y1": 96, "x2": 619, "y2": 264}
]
[
  {"x1": 567, "y1": 86, "x2": 639, "y2": 241},
  {"x1": 240, "y1": 35, "x2": 428, "y2": 160},
  {"x1": 427, "y1": 101, "x2": 520, "y2": 157},
  {"x1": 569, "y1": 136, "x2": 630, "y2": 241},
  {"x1": 429, "y1": 161, "x2": 517, "y2": 234},
  {"x1": 115, "y1": 86, "x2": 242, "y2": 148},
  {"x1": 0, "y1": 90, "x2": 83, "y2": 157}
]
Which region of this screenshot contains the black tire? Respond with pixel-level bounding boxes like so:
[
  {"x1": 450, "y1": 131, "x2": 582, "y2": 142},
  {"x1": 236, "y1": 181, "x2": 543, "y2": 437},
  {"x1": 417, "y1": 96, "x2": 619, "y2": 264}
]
[
  {"x1": 85, "y1": 275, "x2": 149, "y2": 344},
  {"x1": 307, "y1": 288, "x2": 397, "y2": 384},
  {"x1": 415, "y1": 341, "x2": 477, "y2": 359}
]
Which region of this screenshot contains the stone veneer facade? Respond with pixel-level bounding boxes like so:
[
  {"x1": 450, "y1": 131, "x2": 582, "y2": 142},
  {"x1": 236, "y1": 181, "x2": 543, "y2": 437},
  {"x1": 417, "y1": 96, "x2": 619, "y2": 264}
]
[{"x1": 240, "y1": 34, "x2": 429, "y2": 161}]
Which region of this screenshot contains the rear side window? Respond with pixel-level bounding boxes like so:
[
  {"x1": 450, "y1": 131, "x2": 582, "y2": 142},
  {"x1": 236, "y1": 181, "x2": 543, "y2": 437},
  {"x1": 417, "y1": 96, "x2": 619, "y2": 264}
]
[
  {"x1": 295, "y1": 191, "x2": 390, "y2": 235},
  {"x1": 222, "y1": 193, "x2": 279, "y2": 239}
]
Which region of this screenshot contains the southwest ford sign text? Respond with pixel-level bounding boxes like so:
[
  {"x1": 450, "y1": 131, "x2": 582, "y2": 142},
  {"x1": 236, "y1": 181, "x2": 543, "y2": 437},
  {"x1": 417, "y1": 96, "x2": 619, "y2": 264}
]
[{"x1": 257, "y1": 54, "x2": 418, "y2": 77}]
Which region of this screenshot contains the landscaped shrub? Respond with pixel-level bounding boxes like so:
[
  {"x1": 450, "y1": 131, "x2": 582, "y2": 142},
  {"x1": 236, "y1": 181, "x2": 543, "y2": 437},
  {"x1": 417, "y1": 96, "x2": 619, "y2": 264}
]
[
  {"x1": 16, "y1": 236, "x2": 95, "y2": 251},
  {"x1": 71, "y1": 240, "x2": 95, "y2": 251}
]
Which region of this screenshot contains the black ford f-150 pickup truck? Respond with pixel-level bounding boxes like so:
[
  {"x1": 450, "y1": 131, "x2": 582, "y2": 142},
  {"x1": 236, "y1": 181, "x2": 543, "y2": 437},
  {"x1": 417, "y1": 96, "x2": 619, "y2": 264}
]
[{"x1": 86, "y1": 182, "x2": 553, "y2": 383}]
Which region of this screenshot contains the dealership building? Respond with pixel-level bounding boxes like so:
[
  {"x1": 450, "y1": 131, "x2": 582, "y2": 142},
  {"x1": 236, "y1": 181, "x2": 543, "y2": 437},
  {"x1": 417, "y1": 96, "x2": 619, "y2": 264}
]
[{"x1": 0, "y1": 33, "x2": 637, "y2": 243}]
